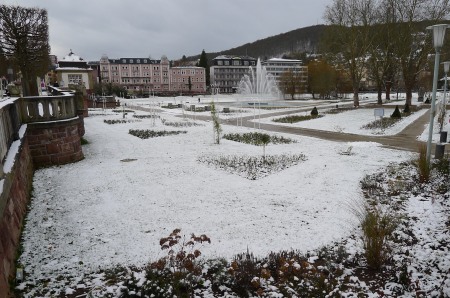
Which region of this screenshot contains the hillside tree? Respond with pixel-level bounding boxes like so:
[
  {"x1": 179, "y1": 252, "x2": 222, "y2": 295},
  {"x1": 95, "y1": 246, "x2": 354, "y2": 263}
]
[{"x1": 0, "y1": 5, "x2": 50, "y2": 96}]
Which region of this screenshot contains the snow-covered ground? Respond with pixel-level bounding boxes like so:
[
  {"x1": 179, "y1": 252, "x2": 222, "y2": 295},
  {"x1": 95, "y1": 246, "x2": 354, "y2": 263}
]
[{"x1": 12, "y1": 93, "x2": 450, "y2": 296}]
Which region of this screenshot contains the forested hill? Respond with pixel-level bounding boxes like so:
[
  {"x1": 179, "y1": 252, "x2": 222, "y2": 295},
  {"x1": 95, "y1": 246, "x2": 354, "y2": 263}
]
[{"x1": 188, "y1": 24, "x2": 327, "y2": 62}]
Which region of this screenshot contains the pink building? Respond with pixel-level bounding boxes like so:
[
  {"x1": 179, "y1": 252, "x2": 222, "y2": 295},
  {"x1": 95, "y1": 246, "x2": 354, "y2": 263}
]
[
  {"x1": 99, "y1": 55, "x2": 206, "y2": 95},
  {"x1": 170, "y1": 66, "x2": 206, "y2": 94}
]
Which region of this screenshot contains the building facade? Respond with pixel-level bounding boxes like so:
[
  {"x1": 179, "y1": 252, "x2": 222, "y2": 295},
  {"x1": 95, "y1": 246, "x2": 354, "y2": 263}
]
[
  {"x1": 210, "y1": 55, "x2": 257, "y2": 93},
  {"x1": 210, "y1": 56, "x2": 308, "y2": 94},
  {"x1": 170, "y1": 67, "x2": 206, "y2": 94},
  {"x1": 262, "y1": 58, "x2": 308, "y2": 90},
  {"x1": 261, "y1": 58, "x2": 308, "y2": 83},
  {"x1": 99, "y1": 55, "x2": 206, "y2": 95},
  {"x1": 55, "y1": 50, "x2": 94, "y2": 92}
]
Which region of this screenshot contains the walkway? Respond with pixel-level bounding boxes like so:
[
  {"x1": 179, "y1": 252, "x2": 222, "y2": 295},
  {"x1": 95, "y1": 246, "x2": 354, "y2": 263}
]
[
  {"x1": 175, "y1": 101, "x2": 441, "y2": 154},
  {"x1": 236, "y1": 107, "x2": 433, "y2": 153}
]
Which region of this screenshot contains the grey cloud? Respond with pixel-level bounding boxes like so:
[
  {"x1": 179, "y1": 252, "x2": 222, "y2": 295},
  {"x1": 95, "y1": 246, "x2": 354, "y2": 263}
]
[{"x1": 4, "y1": 0, "x2": 328, "y2": 61}]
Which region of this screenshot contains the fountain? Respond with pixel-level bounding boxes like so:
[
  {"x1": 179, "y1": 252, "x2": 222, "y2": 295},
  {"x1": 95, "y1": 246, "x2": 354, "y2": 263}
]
[
  {"x1": 237, "y1": 58, "x2": 279, "y2": 97},
  {"x1": 237, "y1": 58, "x2": 279, "y2": 128}
]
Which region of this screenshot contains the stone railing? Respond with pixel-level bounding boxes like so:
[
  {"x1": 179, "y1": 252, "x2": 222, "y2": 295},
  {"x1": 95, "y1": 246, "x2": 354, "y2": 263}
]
[
  {"x1": 0, "y1": 94, "x2": 78, "y2": 177},
  {"x1": 18, "y1": 94, "x2": 77, "y2": 123},
  {"x1": 0, "y1": 99, "x2": 21, "y2": 178}
]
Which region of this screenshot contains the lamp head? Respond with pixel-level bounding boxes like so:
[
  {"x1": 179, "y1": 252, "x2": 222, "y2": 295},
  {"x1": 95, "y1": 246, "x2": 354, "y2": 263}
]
[
  {"x1": 443, "y1": 61, "x2": 450, "y2": 74},
  {"x1": 427, "y1": 24, "x2": 450, "y2": 49}
]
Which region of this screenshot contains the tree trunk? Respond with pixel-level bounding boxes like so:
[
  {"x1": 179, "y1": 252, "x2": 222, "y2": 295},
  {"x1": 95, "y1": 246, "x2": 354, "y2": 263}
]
[
  {"x1": 404, "y1": 77, "x2": 414, "y2": 106},
  {"x1": 377, "y1": 86, "x2": 383, "y2": 105},
  {"x1": 353, "y1": 89, "x2": 359, "y2": 107},
  {"x1": 405, "y1": 89, "x2": 412, "y2": 106},
  {"x1": 385, "y1": 81, "x2": 391, "y2": 100}
]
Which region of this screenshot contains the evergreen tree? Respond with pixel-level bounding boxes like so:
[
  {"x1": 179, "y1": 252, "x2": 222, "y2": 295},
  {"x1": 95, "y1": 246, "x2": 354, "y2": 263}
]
[
  {"x1": 198, "y1": 49, "x2": 210, "y2": 87},
  {"x1": 391, "y1": 105, "x2": 402, "y2": 118},
  {"x1": 188, "y1": 76, "x2": 192, "y2": 93}
]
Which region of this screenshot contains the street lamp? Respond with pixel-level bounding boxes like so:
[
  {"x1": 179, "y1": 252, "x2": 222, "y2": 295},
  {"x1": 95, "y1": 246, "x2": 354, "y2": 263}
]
[
  {"x1": 440, "y1": 61, "x2": 450, "y2": 132},
  {"x1": 426, "y1": 24, "x2": 450, "y2": 164}
]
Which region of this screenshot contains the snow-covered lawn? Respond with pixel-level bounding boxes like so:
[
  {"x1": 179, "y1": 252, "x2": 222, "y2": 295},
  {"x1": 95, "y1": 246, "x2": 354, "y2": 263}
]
[
  {"x1": 260, "y1": 107, "x2": 428, "y2": 136},
  {"x1": 14, "y1": 94, "x2": 450, "y2": 296}
]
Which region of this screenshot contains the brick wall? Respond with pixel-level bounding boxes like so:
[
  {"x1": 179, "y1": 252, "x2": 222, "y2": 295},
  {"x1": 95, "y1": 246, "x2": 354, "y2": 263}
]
[
  {"x1": 27, "y1": 118, "x2": 84, "y2": 168},
  {"x1": 0, "y1": 137, "x2": 34, "y2": 297}
]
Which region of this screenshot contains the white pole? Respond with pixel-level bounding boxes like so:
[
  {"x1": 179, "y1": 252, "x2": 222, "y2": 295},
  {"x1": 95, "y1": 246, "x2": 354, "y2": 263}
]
[{"x1": 426, "y1": 49, "x2": 441, "y2": 164}]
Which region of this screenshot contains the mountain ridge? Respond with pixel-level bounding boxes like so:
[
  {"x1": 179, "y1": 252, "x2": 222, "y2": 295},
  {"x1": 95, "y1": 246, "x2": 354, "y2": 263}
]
[{"x1": 187, "y1": 24, "x2": 327, "y2": 62}]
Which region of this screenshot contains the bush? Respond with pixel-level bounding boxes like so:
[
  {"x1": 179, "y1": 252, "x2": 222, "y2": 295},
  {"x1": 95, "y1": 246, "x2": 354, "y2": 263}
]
[
  {"x1": 198, "y1": 154, "x2": 306, "y2": 180},
  {"x1": 311, "y1": 106, "x2": 319, "y2": 117},
  {"x1": 272, "y1": 114, "x2": 322, "y2": 123},
  {"x1": 361, "y1": 117, "x2": 399, "y2": 130},
  {"x1": 222, "y1": 132, "x2": 296, "y2": 145},
  {"x1": 129, "y1": 129, "x2": 187, "y2": 139},
  {"x1": 391, "y1": 105, "x2": 402, "y2": 118},
  {"x1": 403, "y1": 103, "x2": 410, "y2": 114}
]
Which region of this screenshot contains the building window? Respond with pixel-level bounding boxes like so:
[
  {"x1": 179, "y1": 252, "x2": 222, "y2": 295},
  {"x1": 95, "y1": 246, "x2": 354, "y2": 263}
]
[{"x1": 68, "y1": 74, "x2": 82, "y2": 84}]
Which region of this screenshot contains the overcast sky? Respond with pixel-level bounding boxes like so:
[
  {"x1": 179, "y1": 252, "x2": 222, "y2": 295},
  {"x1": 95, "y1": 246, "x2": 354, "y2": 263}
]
[{"x1": 4, "y1": 0, "x2": 330, "y2": 62}]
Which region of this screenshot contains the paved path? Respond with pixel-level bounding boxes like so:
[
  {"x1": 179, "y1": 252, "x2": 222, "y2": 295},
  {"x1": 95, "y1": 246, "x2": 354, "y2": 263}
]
[
  {"x1": 172, "y1": 102, "x2": 443, "y2": 154},
  {"x1": 234, "y1": 107, "x2": 432, "y2": 153}
]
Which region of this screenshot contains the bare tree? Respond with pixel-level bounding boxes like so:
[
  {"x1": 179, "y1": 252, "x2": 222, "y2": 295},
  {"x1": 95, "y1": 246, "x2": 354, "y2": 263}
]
[
  {"x1": 279, "y1": 69, "x2": 307, "y2": 99},
  {"x1": 324, "y1": 0, "x2": 379, "y2": 107},
  {"x1": 0, "y1": 5, "x2": 50, "y2": 96},
  {"x1": 386, "y1": 0, "x2": 450, "y2": 106},
  {"x1": 365, "y1": 2, "x2": 399, "y2": 104}
]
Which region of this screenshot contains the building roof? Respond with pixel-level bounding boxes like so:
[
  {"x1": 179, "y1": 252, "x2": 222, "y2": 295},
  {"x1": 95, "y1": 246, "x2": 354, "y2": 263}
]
[
  {"x1": 266, "y1": 58, "x2": 302, "y2": 63},
  {"x1": 213, "y1": 55, "x2": 256, "y2": 60},
  {"x1": 61, "y1": 50, "x2": 84, "y2": 62}
]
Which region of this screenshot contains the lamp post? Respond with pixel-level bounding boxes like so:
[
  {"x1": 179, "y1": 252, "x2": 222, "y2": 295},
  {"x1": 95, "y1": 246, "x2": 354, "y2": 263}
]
[
  {"x1": 426, "y1": 24, "x2": 450, "y2": 165},
  {"x1": 440, "y1": 61, "x2": 450, "y2": 132}
]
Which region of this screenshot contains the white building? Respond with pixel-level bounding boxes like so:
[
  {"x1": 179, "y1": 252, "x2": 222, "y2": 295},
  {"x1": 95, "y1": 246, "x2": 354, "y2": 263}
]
[
  {"x1": 55, "y1": 50, "x2": 94, "y2": 91},
  {"x1": 262, "y1": 58, "x2": 308, "y2": 85}
]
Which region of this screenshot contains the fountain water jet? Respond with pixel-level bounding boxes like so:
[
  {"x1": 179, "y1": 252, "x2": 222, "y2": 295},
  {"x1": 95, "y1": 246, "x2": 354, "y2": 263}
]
[
  {"x1": 237, "y1": 58, "x2": 280, "y2": 128},
  {"x1": 237, "y1": 58, "x2": 279, "y2": 97}
]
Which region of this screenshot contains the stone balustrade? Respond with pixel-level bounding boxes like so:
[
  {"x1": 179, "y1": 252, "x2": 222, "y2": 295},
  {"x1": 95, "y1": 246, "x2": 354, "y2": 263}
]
[
  {"x1": 19, "y1": 94, "x2": 77, "y2": 123},
  {"x1": 0, "y1": 94, "x2": 79, "y2": 177},
  {"x1": 0, "y1": 99, "x2": 21, "y2": 178}
]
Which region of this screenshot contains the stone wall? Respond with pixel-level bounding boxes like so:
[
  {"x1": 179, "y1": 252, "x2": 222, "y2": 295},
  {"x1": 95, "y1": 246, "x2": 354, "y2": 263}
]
[
  {"x1": 27, "y1": 118, "x2": 84, "y2": 168},
  {"x1": 0, "y1": 136, "x2": 34, "y2": 297}
]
